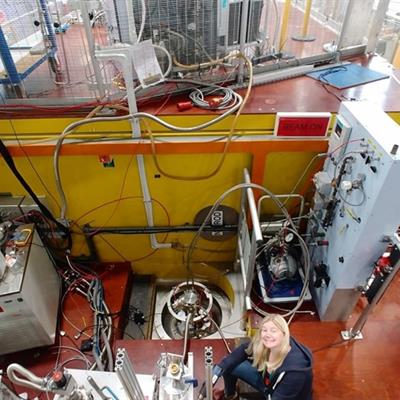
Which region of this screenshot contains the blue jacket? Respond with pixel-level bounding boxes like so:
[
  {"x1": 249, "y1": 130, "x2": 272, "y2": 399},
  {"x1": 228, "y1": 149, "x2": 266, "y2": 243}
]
[{"x1": 218, "y1": 337, "x2": 313, "y2": 400}]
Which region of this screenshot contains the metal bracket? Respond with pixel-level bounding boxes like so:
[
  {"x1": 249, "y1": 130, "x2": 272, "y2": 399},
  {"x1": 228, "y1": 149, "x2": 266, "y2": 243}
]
[{"x1": 341, "y1": 329, "x2": 363, "y2": 341}]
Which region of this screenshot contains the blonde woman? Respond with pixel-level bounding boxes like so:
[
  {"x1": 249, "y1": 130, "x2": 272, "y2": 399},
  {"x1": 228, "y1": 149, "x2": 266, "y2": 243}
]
[{"x1": 213, "y1": 314, "x2": 313, "y2": 399}]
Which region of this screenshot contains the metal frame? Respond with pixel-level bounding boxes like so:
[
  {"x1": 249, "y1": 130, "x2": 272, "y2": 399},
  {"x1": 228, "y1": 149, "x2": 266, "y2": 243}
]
[
  {"x1": 0, "y1": 0, "x2": 57, "y2": 87},
  {"x1": 236, "y1": 168, "x2": 262, "y2": 311}
]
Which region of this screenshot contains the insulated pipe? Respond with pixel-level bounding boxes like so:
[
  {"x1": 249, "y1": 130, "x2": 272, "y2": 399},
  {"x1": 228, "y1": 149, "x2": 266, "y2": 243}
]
[
  {"x1": 278, "y1": 0, "x2": 292, "y2": 52},
  {"x1": 182, "y1": 313, "x2": 193, "y2": 362},
  {"x1": 6, "y1": 364, "x2": 44, "y2": 391}
]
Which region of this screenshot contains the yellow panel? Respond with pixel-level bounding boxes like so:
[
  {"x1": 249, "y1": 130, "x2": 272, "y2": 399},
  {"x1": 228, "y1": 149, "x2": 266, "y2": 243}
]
[
  {"x1": 0, "y1": 113, "x2": 277, "y2": 139},
  {"x1": 53, "y1": 152, "x2": 251, "y2": 263},
  {"x1": 261, "y1": 151, "x2": 322, "y2": 215},
  {"x1": 2, "y1": 111, "x2": 400, "y2": 139},
  {"x1": 388, "y1": 112, "x2": 400, "y2": 125}
]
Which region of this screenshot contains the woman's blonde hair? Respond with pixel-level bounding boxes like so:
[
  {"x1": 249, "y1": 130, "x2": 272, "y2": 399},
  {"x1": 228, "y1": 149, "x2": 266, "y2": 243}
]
[{"x1": 251, "y1": 314, "x2": 291, "y2": 372}]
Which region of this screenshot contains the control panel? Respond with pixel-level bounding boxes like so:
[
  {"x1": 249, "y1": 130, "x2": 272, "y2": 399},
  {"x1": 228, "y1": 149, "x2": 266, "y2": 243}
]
[{"x1": 307, "y1": 101, "x2": 400, "y2": 320}]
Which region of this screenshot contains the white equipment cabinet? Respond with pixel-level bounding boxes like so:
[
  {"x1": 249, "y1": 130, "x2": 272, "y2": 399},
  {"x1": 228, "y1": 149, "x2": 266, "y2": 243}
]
[
  {"x1": 0, "y1": 224, "x2": 60, "y2": 355},
  {"x1": 308, "y1": 101, "x2": 400, "y2": 320}
]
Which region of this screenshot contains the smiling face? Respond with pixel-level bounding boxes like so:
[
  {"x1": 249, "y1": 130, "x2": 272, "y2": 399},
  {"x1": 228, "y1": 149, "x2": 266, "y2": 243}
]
[{"x1": 260, "y1": 320, "x2": 285, "y2": 350}]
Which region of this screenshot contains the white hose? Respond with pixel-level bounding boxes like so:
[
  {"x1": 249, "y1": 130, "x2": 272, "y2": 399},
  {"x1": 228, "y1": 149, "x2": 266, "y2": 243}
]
[
  {"x1": 152, "y1": 44, "x2": 172, "y2": 78},
  {"x1": 137, "y1": 0, "x2": 146, "y2": 43}
]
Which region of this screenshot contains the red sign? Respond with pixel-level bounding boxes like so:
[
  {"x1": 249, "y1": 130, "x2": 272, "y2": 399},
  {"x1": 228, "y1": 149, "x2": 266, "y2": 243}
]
[{"x1": 274, "y1": 112, "x2": 331, "y2": 137}]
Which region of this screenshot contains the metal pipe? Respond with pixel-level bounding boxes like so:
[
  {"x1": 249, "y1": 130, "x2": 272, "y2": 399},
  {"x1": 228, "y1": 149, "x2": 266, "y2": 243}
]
[
  {"x1": 115, "y1": 365, "x2": 137, "y2": 399},
  {"x1": 120, "y1": 349, "x2": 145, "y2": 400},
  {"x1": 278, "y1": 0, "x2": 292, "y2": 52},
  {"x1": 115, "y1": 350, "x2": 140, "y2": 400},
  {"x1": 0, "y1": 27, "x2": 20, "y2": 85},
  {"x1": 87, "y1": 376, "x2": 108, "y2": 400},
  {"x1": 301, "y1": 0, "x2": 313, "y2": 37},
  {"x1": 243, "y1": 169, "x2": 263, "y2": 244},
  {"x1": 257, "y1": 194, "x2": 305, "y2": 220},
  {"x1": 53, "y1": 1, "x2": 71, "y2": 83},
  {"x1": 182, "y1": 313, "x2": 193, "y2": 362},
  {"x1": 38, "y1": 0, "x2": 57, "y2": 52}
]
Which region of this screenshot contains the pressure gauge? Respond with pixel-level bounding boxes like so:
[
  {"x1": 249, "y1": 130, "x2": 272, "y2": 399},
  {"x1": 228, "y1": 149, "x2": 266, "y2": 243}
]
[{"x1": 284, "y1": 232, "x2": 295, "y2": 243}]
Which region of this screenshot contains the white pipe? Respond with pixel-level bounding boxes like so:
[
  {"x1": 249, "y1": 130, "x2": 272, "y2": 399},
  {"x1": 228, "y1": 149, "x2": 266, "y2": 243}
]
[
  {"x1": 94, "y1": 49, "x2": 140, "y2": 136},
  {"x1": 137, "y1": 154, "x2": 172, "y2": 249},
  {"x1": 95, "y1": 50, "x2": 170, "y2": 248},
  {"x1": 7, "y1": 364, "x2": 45, "y2": 391},
  {"x1": 243, "y1": 169, "x2": 263, "y2": 244},
  {"x1": 137, "y1": 0, "x2": 146, "y2": 43}
]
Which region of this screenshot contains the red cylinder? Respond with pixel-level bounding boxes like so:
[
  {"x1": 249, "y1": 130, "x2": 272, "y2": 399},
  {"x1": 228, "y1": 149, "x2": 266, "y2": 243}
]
[{"x1": 177, "y1": 101, "x2": 193, "y2": 111}]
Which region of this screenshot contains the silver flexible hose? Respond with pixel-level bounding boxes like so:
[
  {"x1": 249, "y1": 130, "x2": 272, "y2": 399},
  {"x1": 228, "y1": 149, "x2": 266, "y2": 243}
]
[
  {"x1": 6, "y1": 364, "x2": 45, "y2": 391},
  {"x1": 182, "y1": 313, "x2": 193, "y2": 361},
  {"x1": 54, "y1": 98, "x2": 242, "y2": 220}
]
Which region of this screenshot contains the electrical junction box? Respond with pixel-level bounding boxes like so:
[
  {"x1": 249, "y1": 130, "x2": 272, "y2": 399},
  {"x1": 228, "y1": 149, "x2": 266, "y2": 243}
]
[
  {"x1": 0, "y1": 224, "x2": 60, "y2": 355},
  {"x1": 308, "y1": 101, "x2": 400, "y2": 321}
]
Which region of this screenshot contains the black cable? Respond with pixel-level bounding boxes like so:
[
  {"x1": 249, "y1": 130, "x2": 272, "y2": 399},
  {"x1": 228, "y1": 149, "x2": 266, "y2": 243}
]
[
  {"x1": 318, "y1": 66, "x2": 351, "y2": 102},
  {"x1": 21, "y1": 211, "x2": 70, "y2": 253},
  {"x1": 318, "y1": 66, "x2": 348, "y2": 83},
  {"x1": 0, "y1": 139, "x2": 72, "y2": 250}
]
